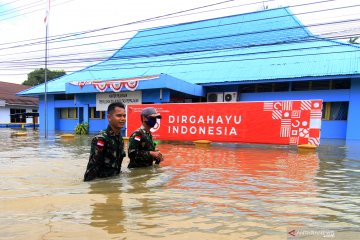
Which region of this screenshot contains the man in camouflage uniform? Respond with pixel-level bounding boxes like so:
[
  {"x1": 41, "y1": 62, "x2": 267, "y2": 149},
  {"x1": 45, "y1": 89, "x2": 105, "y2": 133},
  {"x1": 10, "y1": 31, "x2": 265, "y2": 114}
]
[
  {"x1": 84, "y1": 102, "x2": 126, "y2": 181},
  {"x1": 128, "y1": 107, "x2": 164, "y2": 168}
]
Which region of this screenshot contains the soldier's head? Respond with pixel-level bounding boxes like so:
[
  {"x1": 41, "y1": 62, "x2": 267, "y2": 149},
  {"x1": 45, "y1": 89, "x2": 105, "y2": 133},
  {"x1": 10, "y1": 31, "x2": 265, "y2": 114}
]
[
  {"x1": 141, "y1": 107, "x2": 161, "y2": 129},
  {"x1": 107, "y1": 102, "x2": 126, "y2": 133}
]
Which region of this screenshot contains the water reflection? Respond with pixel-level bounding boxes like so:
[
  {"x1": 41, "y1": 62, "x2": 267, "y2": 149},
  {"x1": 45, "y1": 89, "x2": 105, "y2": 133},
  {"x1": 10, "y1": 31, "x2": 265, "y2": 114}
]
[{"x1": 89, "y1": 181, "x2": 126, "y2": 234}]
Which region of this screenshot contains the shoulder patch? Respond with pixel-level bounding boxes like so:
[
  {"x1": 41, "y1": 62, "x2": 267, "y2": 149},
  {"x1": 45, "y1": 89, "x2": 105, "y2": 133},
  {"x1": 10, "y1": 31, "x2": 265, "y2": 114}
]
[{"x1": 97, "y1": 139, "x2": 105, "y2": 147}]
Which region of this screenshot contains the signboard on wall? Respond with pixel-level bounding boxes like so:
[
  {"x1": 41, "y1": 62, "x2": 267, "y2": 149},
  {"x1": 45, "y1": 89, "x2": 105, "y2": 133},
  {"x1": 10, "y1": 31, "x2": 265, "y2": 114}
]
[
  {"x1": 126, "y1": 100, "x2": 323, "y2": 146},
  {"x1": 96, "y1": 91, "x2": 142, "y2": 111}
]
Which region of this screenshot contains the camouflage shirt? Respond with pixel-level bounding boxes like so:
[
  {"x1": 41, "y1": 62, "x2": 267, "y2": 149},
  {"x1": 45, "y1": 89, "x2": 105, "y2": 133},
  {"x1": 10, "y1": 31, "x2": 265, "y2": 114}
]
[
  {"x1": 84, "y1": 125, "x2": 125, "y2": 181},
  {"x1": 128, "y1": 126, "x2": 157, "y2": 168}
]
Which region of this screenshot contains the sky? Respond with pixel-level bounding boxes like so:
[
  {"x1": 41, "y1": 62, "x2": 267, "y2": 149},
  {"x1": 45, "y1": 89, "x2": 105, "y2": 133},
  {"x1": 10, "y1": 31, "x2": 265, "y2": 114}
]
[{"x1": 0, "y1": 0, "x2": 359, "y2": 84}]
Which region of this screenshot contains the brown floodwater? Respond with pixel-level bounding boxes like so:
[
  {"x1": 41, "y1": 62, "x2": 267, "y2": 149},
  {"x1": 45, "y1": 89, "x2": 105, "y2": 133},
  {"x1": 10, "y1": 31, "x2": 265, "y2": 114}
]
[{"x1": 0, "y1": 128, "x2": 359, "y2": 239}]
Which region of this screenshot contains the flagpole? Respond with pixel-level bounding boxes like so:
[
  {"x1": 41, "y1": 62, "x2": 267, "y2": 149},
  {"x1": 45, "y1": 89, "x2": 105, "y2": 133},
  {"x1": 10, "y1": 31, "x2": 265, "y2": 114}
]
[
  {"x1": 44, "y1": 24, "x2": 48, "y2": 139},
  {"x1": 44, "y1": 0, "x2": 50, "y2": 139}
]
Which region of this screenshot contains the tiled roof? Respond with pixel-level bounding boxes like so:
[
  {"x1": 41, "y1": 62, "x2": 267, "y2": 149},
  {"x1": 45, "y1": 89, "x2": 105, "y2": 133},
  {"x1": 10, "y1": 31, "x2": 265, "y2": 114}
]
[
  {"x1": 18, "y1": 7, "x2": 360, "y2": 96},
  {"x1": 0, "y1": 81, "x2": 38, "y2": 106}
]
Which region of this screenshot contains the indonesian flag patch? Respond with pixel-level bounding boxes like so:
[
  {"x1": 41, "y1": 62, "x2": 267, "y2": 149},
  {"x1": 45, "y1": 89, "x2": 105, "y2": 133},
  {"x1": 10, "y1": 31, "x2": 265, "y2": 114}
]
[
  {"x1": 134, "y1": 136, "x2": 141, "y2": 141},
  {"x1": 96, "y1": 139, "x2": 105, "y2": 147}
]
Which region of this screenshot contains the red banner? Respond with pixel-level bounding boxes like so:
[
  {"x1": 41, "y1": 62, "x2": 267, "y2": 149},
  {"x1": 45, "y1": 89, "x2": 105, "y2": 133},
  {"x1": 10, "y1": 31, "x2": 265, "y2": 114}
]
[{"x1": 126, "y1": 100, "x2": 322, "y2": 145}]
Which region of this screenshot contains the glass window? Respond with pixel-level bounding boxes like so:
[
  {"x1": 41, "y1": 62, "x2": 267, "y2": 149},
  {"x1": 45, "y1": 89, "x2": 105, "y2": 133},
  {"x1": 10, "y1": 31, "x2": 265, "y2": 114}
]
[
  {"x1": 60, "y1": 108, "x2": 68, "y2": 119},
  {"x1": 240, "y1": 84, "x2": 256, "y2": 93},
  {"x1": 68, "y1": 108, "x2": 77, "y2": 119},
  {"x1": 59, "y1": 108, "x2": 77, "y2": 119},
  {"x1": 273, "y1": 82, "x2": 289, "y2": 92},
  {"x1": 257, "y1": 83, "x2": 273, "y2": 92},
  {"x1": 89, "y1": 107, "x2": 105, "y2": 119},
  {"x1": 332, "y1": 79, "x2": 351, "y2": 89},
  {"x1": 322, "y1": 102, "x2": 349, "y2": 120},
  {"x1": 54, "y1": 94, "x2": 75, "y2": 100},
  {"x1": 311, "y1": 80, "x2": 330, "y2": 90},
  {"x1": 330, "y1": 102, "x2": 348, "y2": 120},
  {"x1": 10, "y1": 109, "x2": 26, "y2": 123},
  {"x1": 291, "y1": 81, "x2": 310, "y2": 91}
]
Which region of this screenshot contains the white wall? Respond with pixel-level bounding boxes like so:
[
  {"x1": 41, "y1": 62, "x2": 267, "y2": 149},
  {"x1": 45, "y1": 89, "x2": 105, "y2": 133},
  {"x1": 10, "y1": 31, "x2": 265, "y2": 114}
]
[
  {"x1": 0, "y1": 106, "x2": 38, "y2": 123},
  {"x1": 0, "y1": 107, "x2": 10, "y2": 122}
]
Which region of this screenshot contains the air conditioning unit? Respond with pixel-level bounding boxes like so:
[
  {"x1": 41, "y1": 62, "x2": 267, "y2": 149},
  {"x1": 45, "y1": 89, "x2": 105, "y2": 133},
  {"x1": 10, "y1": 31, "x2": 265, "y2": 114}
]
[
  {"x1": 223, "y1": 92, "x2": 238, "y2": 102},
  {"x1": 207, "y1": 92, "x2": 224, "y2": 102}
]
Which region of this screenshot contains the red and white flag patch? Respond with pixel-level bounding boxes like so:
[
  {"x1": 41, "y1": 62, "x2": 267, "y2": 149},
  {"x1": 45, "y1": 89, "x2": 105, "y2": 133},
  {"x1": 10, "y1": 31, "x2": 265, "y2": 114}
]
[
  {"x1": 134, "y1": 136, "x2": 141, "y2": 141},
  {"x1": 96, "y1": 139, "x2": 105, "y2": 147}
]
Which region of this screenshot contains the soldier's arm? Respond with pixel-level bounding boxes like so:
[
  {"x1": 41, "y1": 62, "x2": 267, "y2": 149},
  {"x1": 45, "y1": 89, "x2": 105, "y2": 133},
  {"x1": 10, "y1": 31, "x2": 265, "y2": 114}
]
[{"x1": 84, "y1": 136, "x2": 106, "y2": 181}]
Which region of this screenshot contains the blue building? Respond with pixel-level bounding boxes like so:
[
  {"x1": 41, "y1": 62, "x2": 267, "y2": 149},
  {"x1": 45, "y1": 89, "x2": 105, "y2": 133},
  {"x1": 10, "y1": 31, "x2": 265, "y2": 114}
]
[{"x1": 18, "y1": 7, "x2": 360, "y2": 140}]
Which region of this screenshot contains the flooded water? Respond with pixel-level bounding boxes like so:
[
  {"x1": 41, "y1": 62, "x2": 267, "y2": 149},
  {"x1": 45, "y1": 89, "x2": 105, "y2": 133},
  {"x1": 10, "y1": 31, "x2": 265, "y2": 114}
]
[{"x1": 0, "y1": 128, "x2": 359, "y2": 240}]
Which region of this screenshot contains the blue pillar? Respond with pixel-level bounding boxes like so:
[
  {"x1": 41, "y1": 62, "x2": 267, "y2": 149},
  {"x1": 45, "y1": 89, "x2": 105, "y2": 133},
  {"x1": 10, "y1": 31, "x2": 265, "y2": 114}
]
[
  {"x1": 83, "y1": 105, "x2": 89, "y2": 124},
  {"x1": 346, "y1": 79, "x2": 360, "y2": 140},
  {"x1": 39, "y1": 95, "x2": 56, "y2": 135}
]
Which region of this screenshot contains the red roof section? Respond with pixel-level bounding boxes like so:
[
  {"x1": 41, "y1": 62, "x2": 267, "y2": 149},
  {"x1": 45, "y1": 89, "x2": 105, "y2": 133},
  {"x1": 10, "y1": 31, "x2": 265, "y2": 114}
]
[{"x1": 0, "y1": 81, "x2": 38, "y2": 106}]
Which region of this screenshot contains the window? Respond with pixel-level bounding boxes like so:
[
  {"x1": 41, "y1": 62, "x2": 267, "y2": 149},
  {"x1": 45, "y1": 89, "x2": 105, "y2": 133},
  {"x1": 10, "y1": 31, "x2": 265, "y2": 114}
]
[
  {"x1": 10, "y1": 109, "x2": 26, "y2": 123},
  {"x1": 256, "y1": 83, "x2": 273, "y2": 92},
  {"x1": 291, "y1": 81, "x2": 310, "y2": 91},
  {"x1": 54, "y1": 94, "x2": 75, "y2": 100},
  {"x1": 273, "y1": 82, "x2": 290, "y2": 92},
  {"x1": 311, "y1": 80, "x2": 331, "y2": 90},
  {"x1": 59, "y1": 108, "x2": 77, "y2": 119},
  {"x1": 240, "y1": 84, "x2": 256, "y2": 93},
  {"x1": 332, "y1": 79, "x2": 351, "y2": 89},
  {"x1": 89, "y1": 107, "x2": 105, "y2": 119},
  {"x1": 322, "y1": 102, "x2": 349, "y2": 120}
]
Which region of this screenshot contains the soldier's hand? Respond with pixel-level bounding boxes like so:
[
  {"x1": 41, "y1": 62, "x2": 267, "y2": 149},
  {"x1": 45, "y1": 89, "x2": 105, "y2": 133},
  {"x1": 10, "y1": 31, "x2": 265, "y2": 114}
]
[{"x1": 150, "y1": 151, "x2": 164, "y2": 162}]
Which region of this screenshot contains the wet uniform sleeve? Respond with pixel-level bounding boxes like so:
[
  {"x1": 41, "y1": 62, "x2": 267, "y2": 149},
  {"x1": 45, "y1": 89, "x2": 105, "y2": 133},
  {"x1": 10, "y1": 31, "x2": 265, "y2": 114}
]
[{"x1": 84, "y1": 136, "x2": 106, "y2": 181}]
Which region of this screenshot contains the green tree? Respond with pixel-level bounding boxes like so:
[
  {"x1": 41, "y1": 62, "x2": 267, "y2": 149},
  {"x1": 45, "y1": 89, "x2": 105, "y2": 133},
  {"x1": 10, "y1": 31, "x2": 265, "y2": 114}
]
[
  {"x1": 22, "y1": 68, "x2": 66, "y2": 86},
  {"x1": 349, "y1": 37, "x2": 359, "y2": 44}
]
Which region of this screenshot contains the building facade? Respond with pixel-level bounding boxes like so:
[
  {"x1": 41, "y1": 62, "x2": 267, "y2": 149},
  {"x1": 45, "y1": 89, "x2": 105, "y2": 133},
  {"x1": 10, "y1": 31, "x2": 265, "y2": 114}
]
[
  {"x1": 0, "y1": 81, "x2": 38, "y2": 127},
  {"x1": 18, "y1": 8, "x2": 360, "y2": 140}
]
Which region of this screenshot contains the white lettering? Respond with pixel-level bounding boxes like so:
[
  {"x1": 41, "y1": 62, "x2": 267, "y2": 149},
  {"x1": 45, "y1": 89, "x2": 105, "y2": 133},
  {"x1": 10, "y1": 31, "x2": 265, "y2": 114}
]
[
  {"x1": 198, "y1": 116, "x2": 205, "y2": 124},
  {"x1": 173, "y1": 126, "x2": 179, "y2": 134},
  {"x1": 229, "y1": 127, "x2": 237, "y2": 135},
  {"x1": 216, "y1": 116, "x2": 223, "y2": 124},
  {"x1": 167, "y1": 125, "x2": 238, "y2": 136},
  {"x1": 208, "y1": 126, "x2": 214, "y2": 135},
  {"x1": 234, "y1": 116, "x2": 242, "y2": 124},
  {"x1": 169, "y1": 115, "x2": 175, "y2": 123},
  {"x1": 182, "y1": 115, "x2": 187, "y2": 123},
  {"x1": 225, "y1": 115, "x2": 232, "y2": 124},
  {"x1": 190, "y1": 126, "x2": 197, "y2": 134},
  {"x1": 199, "y1": 126, "x2": 206, "y2": 134},
  {"x1": 181, "y1": 126, "x2": 187, "y2": 134}
]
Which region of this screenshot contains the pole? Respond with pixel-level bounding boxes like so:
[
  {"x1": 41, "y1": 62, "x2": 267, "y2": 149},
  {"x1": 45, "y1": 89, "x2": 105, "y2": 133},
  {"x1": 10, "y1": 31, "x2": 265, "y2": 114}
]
[
  {"x1": 44, "y1": 24, "x2": 48, "y2": 139},
  {"x1": 44, "y1": 0, "x2": 50, "y2": 139}
]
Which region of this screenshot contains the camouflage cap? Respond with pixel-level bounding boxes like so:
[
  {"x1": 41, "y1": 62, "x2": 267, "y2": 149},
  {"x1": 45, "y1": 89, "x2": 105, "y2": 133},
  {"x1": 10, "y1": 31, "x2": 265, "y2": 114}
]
[{"x1": 141, "y1": 107, "x2": 162, "y2": 118}]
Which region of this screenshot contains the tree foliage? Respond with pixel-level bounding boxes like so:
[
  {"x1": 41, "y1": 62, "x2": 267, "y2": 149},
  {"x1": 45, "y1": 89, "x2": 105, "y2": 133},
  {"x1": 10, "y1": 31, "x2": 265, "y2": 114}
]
[
  {"x1": 22, "y1": 68, "x2": 66, "y2": 86},
  {"x1": 349, "y1": 37, "x2": 359, "y2": 44}
]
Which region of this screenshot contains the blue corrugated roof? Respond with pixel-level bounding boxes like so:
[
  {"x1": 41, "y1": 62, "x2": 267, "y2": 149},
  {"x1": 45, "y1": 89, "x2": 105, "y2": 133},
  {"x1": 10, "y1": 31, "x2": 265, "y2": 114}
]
[{"x1": 18, "y1": 7, "x2": 360, "y2": 96}]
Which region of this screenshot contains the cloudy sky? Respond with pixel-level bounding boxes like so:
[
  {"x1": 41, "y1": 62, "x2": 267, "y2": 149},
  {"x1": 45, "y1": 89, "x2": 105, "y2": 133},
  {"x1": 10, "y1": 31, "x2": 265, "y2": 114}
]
[{"x1": 0, "y1": 0, "x2": 359, "y2": 84}]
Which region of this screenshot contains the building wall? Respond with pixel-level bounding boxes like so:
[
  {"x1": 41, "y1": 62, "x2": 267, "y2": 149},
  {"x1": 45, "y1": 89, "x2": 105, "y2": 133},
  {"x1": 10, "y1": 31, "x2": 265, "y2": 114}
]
[
  {"x1": 37, "y1": 82, "x2": 357, "y2": 140},
  {"x1": 346, "y1": 79, "x2": 360, "y2": 140},
  {"x1": 39, "y1": 90, "x2": 165, "y2": 134},
  {"x1": 0, "y1": 106, "x2": 37, "y2": 124},
  {"x1": 0, "y1": 107, "x2": 9, "y2": 122}
]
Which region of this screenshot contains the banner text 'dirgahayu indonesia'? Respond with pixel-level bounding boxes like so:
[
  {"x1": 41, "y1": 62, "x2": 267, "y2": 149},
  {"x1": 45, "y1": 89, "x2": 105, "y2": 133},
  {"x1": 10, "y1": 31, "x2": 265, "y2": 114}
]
[{"x1": 126, "y1": 100, "x2": 322, "y2": 146}]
